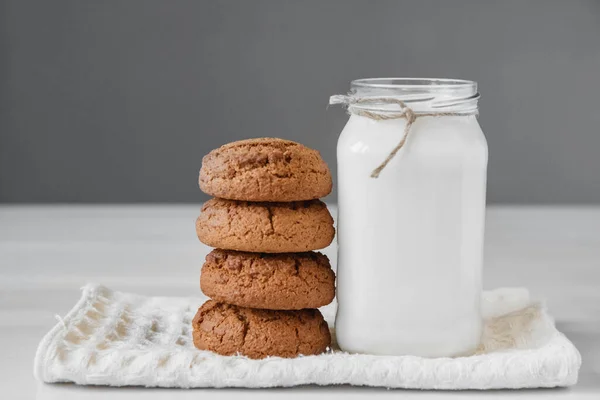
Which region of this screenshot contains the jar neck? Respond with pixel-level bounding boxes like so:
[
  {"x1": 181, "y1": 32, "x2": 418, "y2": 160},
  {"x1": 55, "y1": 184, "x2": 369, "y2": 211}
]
[{"x1": 349, "y1": 78, "x2": 479, "y2": 115}]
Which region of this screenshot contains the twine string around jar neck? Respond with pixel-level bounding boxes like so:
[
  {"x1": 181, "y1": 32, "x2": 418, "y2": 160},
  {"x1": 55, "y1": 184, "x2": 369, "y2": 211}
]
[{"x1": 329, "y1": 95, "x2": 478, "y2": 178}]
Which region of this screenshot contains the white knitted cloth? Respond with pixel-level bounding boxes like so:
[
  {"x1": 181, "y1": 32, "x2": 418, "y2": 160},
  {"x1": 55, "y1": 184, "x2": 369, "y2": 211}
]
[{"x1": 34, "y1": 284, "x2": 580, "y2": 389}]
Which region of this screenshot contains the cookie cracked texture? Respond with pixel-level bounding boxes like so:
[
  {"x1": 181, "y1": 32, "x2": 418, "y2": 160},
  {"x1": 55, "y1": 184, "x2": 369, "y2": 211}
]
[
  {"x1": 199, "y1": 138, "x2": 332, "y2": 202},
  {"x1": 192, "y1": 300, "x2": 331, "y2": 359},
  {"x1": 196, "y1": 198, "x2": 335, "y2": 253},
  {"x1": 200, "y1": 249, "x2": 335, "y2": 310}
]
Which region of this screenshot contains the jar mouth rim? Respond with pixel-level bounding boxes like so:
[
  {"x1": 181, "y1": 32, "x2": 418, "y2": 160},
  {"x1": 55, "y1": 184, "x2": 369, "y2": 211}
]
[
  {"x1": 348, "y1": 78, "x2": 479, "y2": 113},
  {"x1": 352, "y1": 77, "x2": 476, "y2": 90}
]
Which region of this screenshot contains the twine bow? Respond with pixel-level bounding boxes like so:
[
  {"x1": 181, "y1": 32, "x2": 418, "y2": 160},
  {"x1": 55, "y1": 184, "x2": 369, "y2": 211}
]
[{"x1": 329, "y1": 95, "x2": 475, "y2": 178}]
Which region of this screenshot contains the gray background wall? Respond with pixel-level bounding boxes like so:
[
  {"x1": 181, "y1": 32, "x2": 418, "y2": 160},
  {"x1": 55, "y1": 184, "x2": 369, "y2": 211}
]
[{"x1": 1, "y1": 0, "x2": 599, "y2": 204}]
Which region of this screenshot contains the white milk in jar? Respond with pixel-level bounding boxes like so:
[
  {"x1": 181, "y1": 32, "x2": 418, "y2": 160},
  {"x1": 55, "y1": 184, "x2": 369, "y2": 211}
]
[{"x1": 332, "y1": 78, "x2": 487, "y2": 357}]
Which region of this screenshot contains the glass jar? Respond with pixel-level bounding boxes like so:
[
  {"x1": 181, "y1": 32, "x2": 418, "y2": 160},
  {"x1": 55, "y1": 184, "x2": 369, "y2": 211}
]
[{"x1": 334, "y1": 78, "x2": 487, "y2": 357}]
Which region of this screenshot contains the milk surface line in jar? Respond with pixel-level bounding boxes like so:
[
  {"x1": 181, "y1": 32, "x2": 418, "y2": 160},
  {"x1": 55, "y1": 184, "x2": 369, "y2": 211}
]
[{"x1": 330, "y1": 78, "x2": 488, "y2": 357}]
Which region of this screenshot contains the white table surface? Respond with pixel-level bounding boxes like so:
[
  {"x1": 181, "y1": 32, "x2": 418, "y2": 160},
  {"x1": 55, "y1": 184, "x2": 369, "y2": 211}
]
[{"x1": 0, "y1": 204, "x2": 598, "y2": 399}]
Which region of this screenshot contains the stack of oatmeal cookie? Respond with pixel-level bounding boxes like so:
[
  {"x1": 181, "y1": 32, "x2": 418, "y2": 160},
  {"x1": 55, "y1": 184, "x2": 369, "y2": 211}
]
[{"x1": 192, "y1": 138, "x2": 335, "y2": 359}]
